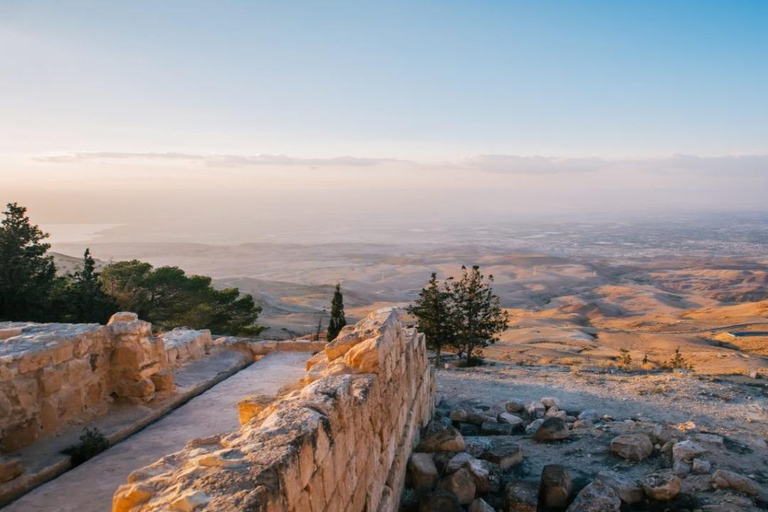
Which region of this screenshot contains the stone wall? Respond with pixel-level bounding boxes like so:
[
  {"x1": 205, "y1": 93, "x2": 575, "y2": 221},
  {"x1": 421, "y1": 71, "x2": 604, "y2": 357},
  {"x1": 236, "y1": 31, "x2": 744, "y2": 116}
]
[{"x1": 112, "y1": 308, "x2": 436, "y2": 512}]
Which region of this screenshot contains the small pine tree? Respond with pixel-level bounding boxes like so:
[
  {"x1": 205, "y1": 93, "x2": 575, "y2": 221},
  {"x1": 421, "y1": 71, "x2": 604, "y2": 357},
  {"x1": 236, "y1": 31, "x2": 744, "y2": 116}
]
[
  {"x1": 450, "y1": 265, "x2": 510, "y2": 365},
  {"x1": 70, "y1": 249, "x2": 117, "y2": 324},
  {"x1": 407, "y1": 273, "x2": 457, "y2": 368},
  {"x1": 327, "y1": 283, "x2": 347, "y2": 342},
  {"x1": 619, "y1": 348, "x2": 632, "y2": 367},
  {"x1": 642, "y1": 353, "x2": 649, "y2": 365},
  {"x1": 0, "y1": 203, "x2": 57, "y2": 321}
]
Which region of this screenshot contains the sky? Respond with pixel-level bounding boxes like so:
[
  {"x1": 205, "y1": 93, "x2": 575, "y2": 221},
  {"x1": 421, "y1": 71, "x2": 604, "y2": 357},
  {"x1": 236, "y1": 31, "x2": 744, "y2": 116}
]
[{"x1": 1, "y1": 1, "x2": 767, "y2": 235}]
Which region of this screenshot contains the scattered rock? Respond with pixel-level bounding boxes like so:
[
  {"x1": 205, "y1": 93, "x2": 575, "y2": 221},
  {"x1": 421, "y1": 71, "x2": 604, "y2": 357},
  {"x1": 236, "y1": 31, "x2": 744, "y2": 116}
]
[
  {"x1": 541, "y1": 397, "x2": 562, "y2": 409},
  {"x1": 711, "y1": 469, "x2": 760, "y2": 496},
  {"x1": 594, "y1": 471, "x2": 644, "y2": 505},
  {"x1": 464, "y1": 457, "x2": 499, "y2": 494},
  {"x1": 504, "y1": 481, "x2": 539, "y2": 512},
  {"x1": 641, "y1": 471, "x2": 682, "y2": 501},
  {"x1": 498, "y1": 412, "x2": 525, "y2": 429},
  {"x1": 673, "y1": 460, "x2": 691, "y2": 477},
  {"x1": 112, "y1": 484, "x2": 154, "y2": 512},
  {"x1": 469, "y1": 497, "x2": 495, "y2": 512},
  {"x1": 527, "y1": 402, "x2": 546, "y2": 419},
  {"x1": 480, "y1": 420, "x2": 517, "y2": 436},
  {"x1": 692, "y1": 458, "x2": 711, "y2": 474},
  {"x1": 505, "y1": 399, "x2": 526, "y2": 413},
  {"x1": 416, "y1": 421, "x2": 465, "y2": 453},
  {"x1": 673, "y1": 440, "x2": 707, "y2": 463},
  {"x1": 610, "y1": 433, "x2": 653, "y2": 461},
  {"x1": 572, "y1": 419, "x2": 593, "y2": 429},
  {"x1": 566, "y1": 479, "x2": 621, "y2": 512},
  {"x1": 409, "y1": 453, "x2": 439, "y2": 490},
  {"x1": 578, "y1": 410, "x2": 599, "y2": 422},
  {"x1": 439, "y1": 467, "x2": 476, "y2": 505},
  {"x1": 650, "y1": 424, "x2": 680, "y2": 445},
  {"x1": 526, "y1": 418, "x2": 544, "y2": 435},
  {"x1": 534, "y1": 417, "x2": 570, "y2": 442},
  {"x1": 419, "y1": 489, "x2": 461, "y2": 512},
  {"x1": 464, "y1": 436, "x2": 524, "y2": 469},
  {"x1": 539, "y1": 464, "x2": 573, "y2": 511}
]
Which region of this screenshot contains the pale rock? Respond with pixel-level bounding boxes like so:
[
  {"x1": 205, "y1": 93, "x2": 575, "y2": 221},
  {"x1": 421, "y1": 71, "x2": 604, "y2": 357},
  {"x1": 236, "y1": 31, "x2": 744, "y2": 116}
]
[
  {"x1": 504, "y1": 481, "x2": 539, "y2": 512},
  {"x1": 594, "y1": 471, "x2": 644, "y2": 505},
  {"x1": 505, "y1": 399, "x2": 526, "y2": 413},
  {"x1": 416, "y1": 422, "x2": 465, "y2": 453},
  {"x1": 541, "y1": 396, "x2": 562, "y2": 409},
  {"x1": 610, "y1": 433, "x2": 653, "y2": 462},
  {"x1": 439, "y1": 468, "x2": 476, "y2": 505},
  {"x1": 525, "y1": 418, "x2": 544, "y2": 435},
  {"x1": 464, "y1": 436, "x2": 524, "y2": 470},
  {"x1": 692, "y1": 458, "x2": 711, "y2": 474},
  {"x1": 641, "y1": 472, "x2": 682, "y2": 501},
  {"x1": 469, "y1": 498, "x2": 495, "y2": 512},
  {"x1": 534, "y1": 417, "x2": 570, "y2": 442},
  {"x1": 711, "y1": 469, "x2": 760, "y2": 495},
  {"x1": 567, "y1": 479, "x2": 621, "y2": 512},
  {"x1": 673, "y1": 440, "x2": 707, "y2": 463},
  {"x1": 578, "y1": 409, "x2": 599, "y2": 422},
  {"x1": 539, "y1": 464, "x2": 573, "y2": 510},
  {"x1": 409, "y1": 453, "x2": 439, "y2": 490}
]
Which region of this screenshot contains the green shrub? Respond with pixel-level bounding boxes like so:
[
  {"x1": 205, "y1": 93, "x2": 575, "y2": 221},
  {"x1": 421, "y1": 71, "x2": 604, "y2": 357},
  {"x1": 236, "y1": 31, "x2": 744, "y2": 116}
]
[{"x1": 62, "y1": 427, "x2": 110, "y2": 466}]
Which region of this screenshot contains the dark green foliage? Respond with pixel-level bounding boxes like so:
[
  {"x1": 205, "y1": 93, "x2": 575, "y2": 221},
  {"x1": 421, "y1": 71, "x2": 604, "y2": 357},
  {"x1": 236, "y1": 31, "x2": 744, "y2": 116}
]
[
  {"x1": 62, "y1": 427, "x2": 110, "y2": 466},
  {"x1": 665, "y1": 347, "x2": 694, "y2": 370},
  {"x1": 619, "y1": 348, "x2": 632, "y2": 367},
  {"x1": 407, "y1": 272, "x2": 457, "y2": 367},
  {"x1": 68, "y1": 249, "x2": 118, "y2": 324},
  {"x1": 409, "y1": 266, "x2": 509, "y2": 365},
  {"x1": 449, "y1": 265, "x2": 510, "y2": 363},
  {"x1": 327, "y1": 283, "x2": 347, "y2": 341},
  {"x1": 0, "y1": 203, "x2": 57, "y2": 321},
  {"x1": 100, "y1": 260, "x2": 264, "y2": 335}
]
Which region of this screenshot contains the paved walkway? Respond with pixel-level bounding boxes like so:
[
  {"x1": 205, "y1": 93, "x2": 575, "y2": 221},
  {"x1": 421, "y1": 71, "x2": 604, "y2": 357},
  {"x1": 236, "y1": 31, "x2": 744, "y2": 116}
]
[{"x1": 4, "y1": 352, "x2": 310, "y2": 512}]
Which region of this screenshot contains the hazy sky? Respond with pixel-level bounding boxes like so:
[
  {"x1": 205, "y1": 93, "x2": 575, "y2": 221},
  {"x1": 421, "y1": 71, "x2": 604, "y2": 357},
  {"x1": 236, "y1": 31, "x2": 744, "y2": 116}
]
[{"x1": 1, "y1": 1, "x2": 767, "y2": 231}]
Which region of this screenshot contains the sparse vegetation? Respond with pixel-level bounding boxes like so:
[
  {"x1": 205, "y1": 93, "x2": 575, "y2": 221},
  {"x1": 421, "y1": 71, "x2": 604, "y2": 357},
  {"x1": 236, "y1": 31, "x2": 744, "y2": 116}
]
[
  {"x1": 62, "y1": 427, "x2": 110, "y2": 466},
  {"x1": 406, "y1": 273, "x2": 457, "y2": 367},
  {"x1": 664, "y1": 347, "x2": 695, "y2": 371},
  {"x1": 619, "y1": 348, "x2": 632, "y2": 367}
]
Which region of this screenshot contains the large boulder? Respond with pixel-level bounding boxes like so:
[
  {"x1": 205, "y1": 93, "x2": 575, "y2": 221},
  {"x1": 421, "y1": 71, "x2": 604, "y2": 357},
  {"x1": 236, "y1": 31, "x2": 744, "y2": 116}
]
[
  {"x1": 439, "y1": 468, "x2": 476, "y2": 505},
  {"x1": 464, "y1": 436, "x2": 524, "y2": 470},
  {"x1": 419, "y1": 489, "x2": 461, "y2": 512},
  {"x1": 566, "y1": 480, "x2": 621, "y2": 512},
  {"x1": 504, "y1": 481, "x2": 539, "y2": 512},
  {"x1": 416, "y1": 421, "x2": 465, "y2": 453},
  {"x1": 711, "y1": 470, "x2": 760, "y2": 496},
  {"x1": 409, "y1": 453, "x2": 439, "y2": 490},
  {"x1": 594, "y1": 471, "x2": 644, "y2": 505},
  {"x1": 534, "y1": 417, "x2": 570, "y2": 442},
  {"x1": 610, "y1": 433, "x2": 653, "y2": 462},
  {"x1": 641, "y1": 472, "x2": 682, "y2": 501},
  {"x1": 539, "y1": 464, "x2": 573, "y2": 511}
]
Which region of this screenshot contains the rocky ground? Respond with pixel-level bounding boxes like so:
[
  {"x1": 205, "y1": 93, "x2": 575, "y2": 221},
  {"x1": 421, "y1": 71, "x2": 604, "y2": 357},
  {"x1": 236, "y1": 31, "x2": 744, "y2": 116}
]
[{"x1": 399, "y1": 364, "x2": 768, "y2": 511}]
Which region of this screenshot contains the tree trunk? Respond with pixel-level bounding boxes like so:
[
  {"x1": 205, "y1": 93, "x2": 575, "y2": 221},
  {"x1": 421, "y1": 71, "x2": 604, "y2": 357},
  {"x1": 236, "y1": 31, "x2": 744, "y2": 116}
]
[{"x1": 435, "y1": 346, "x2": 441, "y2": 369}]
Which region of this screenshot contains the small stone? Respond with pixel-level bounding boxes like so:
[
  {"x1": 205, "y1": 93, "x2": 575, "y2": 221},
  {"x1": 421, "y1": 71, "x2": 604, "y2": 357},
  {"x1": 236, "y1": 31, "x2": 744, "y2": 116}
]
[
  {"x1": 439, "y1": 468, "x2": 476, "y2": 505},
  {"x1": 416, "y1": 421, "x2": 465, "y2": 453},
  {"x1": 641, "y1": 472, "x2": 682, "y2": 501},
  {"x1": 610, "y1": 434, "x2": 653, "y2": 462},
  {"x1": 526, "y1": 418, "x2": 544, "y2": 435},
  {"x1": 594, "y1": 471, "x2": 644, "y2": 505},
  {"x1": 534, "y1": 417, "x2": 570, "y2": 442},
  {"x1": 578, "y1": 409, "x2": 599, "y2": 422},
  {"x1": 673, "y1": 460, "x2": 690, "y2": 477},
  {"x1": 469, "y1": 498, "x2": 495, "y2": 512},
  {"x1": 464, "y1": 436, "x2": 524, "y2": 469},
  {"x1": 526, "y1": 401, "x2": 546, "y2": 419},
  {"x1": 113, "y1": 485, "x2": 154, "y2": 512},
  {"x1": 650, "y1": 424, "x2": 680, "y2": 445},
  {"x1": 446, "y1": 452, "x2": 476, "y2": 474},
  {"x1": 539, "y1": 464, "x2": 573, "y2": 510},
  {"x1": 237, "y1": 394, "x2": 273, "y2": 426},
  {"x1": 409, "y1": 453, "x2": 439, "y2": 490},
  {"x1": 566, "y1": 479, "x2": 621, "y2": 512},
  {"x1": 673, "y1": 440, "x2": 707, "y2": 463},
  {"x1": 499, "y1": 412, "x2": 525, "y2": 429},
  {"x1": 573, "y1": 419, "x2": 593, "y2": 429},
  {"x1": 481, "y1": 420, "x2": 517, "y2": 436},
  {"x1": 170, "y1": 490, "x2": 210, "y2": 512},
  {"x1": 505, "y1": 481, "x2": 539, "y2": 512},
  {"x1": 419, "y1": 489, "x2": 461, "y2": 512},
  {"x1": 692, "y1": 458, "x2": 711, "y2": 474},
  {"x1": 505, "y1": 399, "x2": 526, "y2": 413},
  {"x1": 541, "y1": 397, "x2": 562, "y2": 409},
  {"x1": 711, "y1": 469, "x2": 760, "y2": 496}
]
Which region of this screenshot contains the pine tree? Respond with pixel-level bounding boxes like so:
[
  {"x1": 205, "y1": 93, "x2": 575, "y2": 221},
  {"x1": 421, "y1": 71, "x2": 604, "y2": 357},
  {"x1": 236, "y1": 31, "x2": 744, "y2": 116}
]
[
  {"x1": 449, "y1": 265, "x2": 510, "y2": 365},
  {"x1": 407, "y1": 272, "x2": 457, "y2": 367},
  {"x1": 327, "y1": 283, "x2": 347, "y2": 342},
  {"x1": 0, "y1": 203, "x2": 57, "y2": 321},
  {"x1": 70, "y1": 249, "x2": 117, "y2": 324}
]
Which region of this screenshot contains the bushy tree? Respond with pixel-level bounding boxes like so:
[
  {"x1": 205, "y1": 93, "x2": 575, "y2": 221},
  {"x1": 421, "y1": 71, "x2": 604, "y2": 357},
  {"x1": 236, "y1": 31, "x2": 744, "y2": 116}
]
[
  {"x1": 327, "y1": 283, "x2": 347, "y2": 341},
  {"x1": 0, "y1": 203, "x2": 57, "y2": 321},
  {"x1": 409, "y1": 266, "x2": 509, "y2": 365},
  {"x1": 100, "y1": 260, "x2": 263, "y2": 335},
  {"x1": 68, "y1": 249, "x2": 118, "y2": 324},
  {"x1": 407, "y1": 273, "x2": 456, "y2": 367},
  {"x1": 450, "y1": 265, "x2": 509, "y2": 364}
]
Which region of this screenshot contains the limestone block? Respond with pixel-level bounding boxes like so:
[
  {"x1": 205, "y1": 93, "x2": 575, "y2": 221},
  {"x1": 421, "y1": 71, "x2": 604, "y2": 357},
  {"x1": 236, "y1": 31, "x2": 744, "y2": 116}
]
[
  {"x1": 2, "y1": 417, "x2": 41, "y2": 451},
  {"x1": 18, "y1": 352, "x2": 51, "y2": 374},
  {"x1": 108, "y1": 312, "x2": 139, "y2": 324},
  {"x1": 151, "y1": 370, "x2": 175, "y2": 394},
  {"x1": 114, "y1": 377, "x2": 155, "y2": 399},
  {"x1": 0, "y1": 456, "x2": 23, "y2": 483},
  {"x1": 38, "y1": 367, "x2": 64, "y2": 397},
  {"x1": 237, "y1": 394, "x2": 273, "y2": 425},
  {"x1": 112, "y1": 484, "x2": 153, "y2": 512}
]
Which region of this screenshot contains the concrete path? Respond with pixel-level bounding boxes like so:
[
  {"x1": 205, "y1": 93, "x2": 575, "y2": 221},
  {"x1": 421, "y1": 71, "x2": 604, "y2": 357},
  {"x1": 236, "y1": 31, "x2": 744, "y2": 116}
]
[{"x1": 3, "y1": 352, "x2": 310, "y2": 512}]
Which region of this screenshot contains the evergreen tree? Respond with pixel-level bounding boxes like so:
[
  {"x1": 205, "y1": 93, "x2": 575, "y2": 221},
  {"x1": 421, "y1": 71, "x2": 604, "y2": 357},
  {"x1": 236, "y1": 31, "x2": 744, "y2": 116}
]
[
  {"x1": 327, "y1": 283, "x2": 347, "y2": 341},
  {"x1": 407, "y1": 272, "x2": 457, "y2": 367},
  {"x1": 0, "y1": 203, "x2": 57, "y2": 321},
  {"x1": 449, "y1": 265, "x2": 510, "y2": 365},
  {"x1": 69, "y1": 249, "x2": 117, "y2": 324}
]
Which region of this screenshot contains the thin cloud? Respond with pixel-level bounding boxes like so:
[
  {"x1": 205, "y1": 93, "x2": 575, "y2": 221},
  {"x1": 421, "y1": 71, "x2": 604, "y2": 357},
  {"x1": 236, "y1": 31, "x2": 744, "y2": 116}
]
[{"x1": 32, "y1": 152, "x2": 403, "y2": 168}]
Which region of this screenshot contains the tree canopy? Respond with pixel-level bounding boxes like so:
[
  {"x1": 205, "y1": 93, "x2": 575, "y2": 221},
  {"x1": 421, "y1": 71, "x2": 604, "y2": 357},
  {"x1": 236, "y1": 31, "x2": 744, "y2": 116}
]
[
  {"x1": 327, "y1": 283, "x2": 347, "y2": 341},
  {"x1": 406, "y1": 272, "x2": 457, "y2": 367}
]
